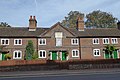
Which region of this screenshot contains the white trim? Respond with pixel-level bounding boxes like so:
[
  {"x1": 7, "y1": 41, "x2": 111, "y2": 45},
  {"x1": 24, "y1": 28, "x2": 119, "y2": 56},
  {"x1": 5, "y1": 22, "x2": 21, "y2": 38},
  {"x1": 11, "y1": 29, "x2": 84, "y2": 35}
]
[
  {"x1": 93, "y1": 49, "x2": 100, "y2": 57},
  {"x1": 60, "y1": 52, "x2": 62, "y2": 60},
  {"x1": 50, "y1": 52, "x2": 52, "y2": 60},
  {"x1": 29, "y1": 29, "x2": 36, "y2": 31},
  {"x1": 56, "y1": 38, "x2": 62, "y2": 46},
  {"x1": 103, "y1": 38, "x2": 109, "y2": 44},
  {"x1": 93, "y1": 38, "x2": 99, "y2": 44},
  {"x1": 1, "y1": 39, "x2": 9, "y2": 45},
  {"x1": 57, "y1": 52, "x2": 58, "y2": 60},
  {"x1": 111, "y1": 38, "x2": 118, "y2": 44},
  {"x1": 117, "y1": 50, "x2": 119, "y2": 58},
  {"x1": 0, "y1": 54, "x2": 2, "y2": 60},
  {"x1": 38, "y1": 39, "x2": 46, "y2": 45},
  {"x1": 38, "y1": 50, "x2": 46, "y2": 58},
  {"x1": 14, "y1": 39, "x2": 22, "y2": 45},
  {"x1": 13, "y1": 50, "x2": 22, "y2": 59},
  {"x1": 71, "y1": 38, "x2": 79, "y2": 45},
  {"x1": 55, "y1": 32, "x2": 63, "y2": 38},
  {"x1": 72, "y1": 49, "x2": 79, "y2": 57}
]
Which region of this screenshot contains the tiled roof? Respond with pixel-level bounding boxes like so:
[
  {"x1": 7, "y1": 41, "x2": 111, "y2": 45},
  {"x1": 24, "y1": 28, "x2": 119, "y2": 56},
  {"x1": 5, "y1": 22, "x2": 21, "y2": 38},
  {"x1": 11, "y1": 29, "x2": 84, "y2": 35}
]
[
  {"x1": 0, "y1": 27, "x2": 48, "y2": 37},
  {"x1": 69, "y1": 28, "x2": 120, "y2": 37},
  {"x1": 0, "y1": 27, "x2": 120, "y2": 38}
]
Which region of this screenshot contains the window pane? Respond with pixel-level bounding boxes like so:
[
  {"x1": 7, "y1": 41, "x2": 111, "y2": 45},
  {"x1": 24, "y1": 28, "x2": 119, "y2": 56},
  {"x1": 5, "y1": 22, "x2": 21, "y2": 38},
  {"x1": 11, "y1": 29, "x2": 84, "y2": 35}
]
[
  {"x1": 40, "y1": 51, "x2": 42, "y2": 57},
  {"x1": 19, "y1": 40, "x2": 21, "y2": 44},
  {"x1": 76, "y1": 51, "x2": 78, "y2": 56},
  {"x1": 43, "y1": 40, "x2": 45, "y2": 44},
  {"x1": 15, "y1": 52, "x2": 17, "y2": 57},
  {"x1": 73, "y1": 40, "x2": 75, "y2": 44},
  {"x1": 2, "y1": 40, "x2": 4, "y2": 44},
  {"x1": 56, "y1": 38, "x2": 62, "y2": 46},
  {"x1": 18, "y1": 52, "x2": 21, "y2": 57},
  {"x1": 75, "y1": 39, "x2": 78, "y2": 44},
  {"x1": 43, "y1": 51, "x2": 45, "y2": 57},
  {"x1": 15, "y1": 40, "x2": 18, "y2": 44},
  {"x1": 6, "y1": 40, "x2": 8, "y2": 44},
  {"x1": 40, "y1": 40, "x2": 42, "y2": 44}
]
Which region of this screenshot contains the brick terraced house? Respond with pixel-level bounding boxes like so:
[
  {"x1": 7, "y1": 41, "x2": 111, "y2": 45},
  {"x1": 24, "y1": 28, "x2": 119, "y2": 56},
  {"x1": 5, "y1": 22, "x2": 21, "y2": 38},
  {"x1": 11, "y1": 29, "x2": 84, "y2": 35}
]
[{"x1": 0, "y1": 16, "x2": 120, "y2": 61}]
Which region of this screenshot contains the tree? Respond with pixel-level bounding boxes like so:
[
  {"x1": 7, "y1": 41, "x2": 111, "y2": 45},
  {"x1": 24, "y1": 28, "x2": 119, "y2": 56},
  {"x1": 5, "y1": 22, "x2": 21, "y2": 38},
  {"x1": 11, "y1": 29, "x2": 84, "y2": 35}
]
[
  {"x1": 25, "y1": 40, "x2": 34, "y2": 60},
  {"x1": 0, "y1": 22, "x2": 11, "y2": 27},
  {"x1": 61, "y1": 11, "x2": 84, "y2": 28},
  {"x1": 85, "y1": 10, "x2": 118, "y2": 28}
]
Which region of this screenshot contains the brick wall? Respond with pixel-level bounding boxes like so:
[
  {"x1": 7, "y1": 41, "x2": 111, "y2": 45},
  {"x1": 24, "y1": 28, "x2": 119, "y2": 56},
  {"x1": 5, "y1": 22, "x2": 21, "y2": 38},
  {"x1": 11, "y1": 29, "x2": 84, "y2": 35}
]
[{"x1": 1, "y1": 59, "x2": 120, "y2": 72}]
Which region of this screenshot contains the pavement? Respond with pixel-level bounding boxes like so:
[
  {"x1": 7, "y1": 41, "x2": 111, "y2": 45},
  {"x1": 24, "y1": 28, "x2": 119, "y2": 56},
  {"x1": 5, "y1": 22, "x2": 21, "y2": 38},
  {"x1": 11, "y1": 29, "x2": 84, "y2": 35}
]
[{"x1": 0, "y1": 68, "x2": 120, "y2": 78}]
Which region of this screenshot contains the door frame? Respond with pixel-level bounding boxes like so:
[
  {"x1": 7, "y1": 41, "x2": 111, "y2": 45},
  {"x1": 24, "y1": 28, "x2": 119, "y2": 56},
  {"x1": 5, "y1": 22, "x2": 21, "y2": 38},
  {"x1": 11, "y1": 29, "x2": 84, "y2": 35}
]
[
  {"x1": 0, "y1": 53, "x2": 2, "y2": 60},
  {"x1": 50, "y1": 51, "x2": 58, "y2": 60}
]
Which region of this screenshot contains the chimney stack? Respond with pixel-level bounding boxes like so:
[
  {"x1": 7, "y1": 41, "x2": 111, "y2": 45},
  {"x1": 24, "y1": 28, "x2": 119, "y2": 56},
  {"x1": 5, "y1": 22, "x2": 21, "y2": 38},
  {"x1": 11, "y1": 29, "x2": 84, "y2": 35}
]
[
  {"x1": 117, "y1": 21, "x2": 120, "y2": 30},
  {"x1": 77, "y1": 16, "x2": 84, "y2": 31},
  {"x1": 29, "y1": 15, "x2": 37, "y2": 31}
]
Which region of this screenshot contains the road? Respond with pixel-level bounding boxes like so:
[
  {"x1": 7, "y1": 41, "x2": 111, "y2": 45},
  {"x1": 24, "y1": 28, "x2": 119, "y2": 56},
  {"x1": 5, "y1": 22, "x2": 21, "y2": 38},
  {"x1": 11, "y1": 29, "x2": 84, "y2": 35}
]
[{"x1": 0, "y1": 69, "x2": 120, "y2": 80}]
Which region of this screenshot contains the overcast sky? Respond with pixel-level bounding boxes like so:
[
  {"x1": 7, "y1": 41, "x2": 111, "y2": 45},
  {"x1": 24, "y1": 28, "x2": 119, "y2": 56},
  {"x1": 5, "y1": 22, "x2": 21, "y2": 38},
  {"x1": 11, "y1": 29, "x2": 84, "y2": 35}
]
[{"x1": 0, "y1": 0, "x2": 119, "y2": 27}]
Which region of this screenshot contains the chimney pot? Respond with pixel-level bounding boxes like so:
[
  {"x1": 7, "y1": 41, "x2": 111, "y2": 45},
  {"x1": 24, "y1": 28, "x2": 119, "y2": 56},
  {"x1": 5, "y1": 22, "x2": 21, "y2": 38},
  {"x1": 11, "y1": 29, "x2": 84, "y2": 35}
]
[
  {"x1": 33, "y1": 16, "x2": 36, "y2": 20},
  {"x1": 30, "y1": 16, "x2": 32, "y2": 20}
]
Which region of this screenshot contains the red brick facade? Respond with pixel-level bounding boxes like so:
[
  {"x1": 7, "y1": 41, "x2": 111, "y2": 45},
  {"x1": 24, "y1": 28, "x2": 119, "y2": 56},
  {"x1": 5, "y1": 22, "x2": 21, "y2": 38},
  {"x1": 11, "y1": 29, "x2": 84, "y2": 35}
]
[{"x1": 0, "y1": 16, "x2": 120, "y2": 61}]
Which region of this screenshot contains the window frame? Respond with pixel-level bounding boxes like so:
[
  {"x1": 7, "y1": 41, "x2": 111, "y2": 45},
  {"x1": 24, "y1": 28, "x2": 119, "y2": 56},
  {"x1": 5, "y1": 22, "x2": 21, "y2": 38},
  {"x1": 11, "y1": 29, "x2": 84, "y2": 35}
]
[
  {"x1": 13, "y1": 50, "x2": 22, "y2": 59},
  {"x1": 71, "y1": 39, "x2": 79, "y2": 45},
  {"x1": 111, "y1": 38, "x2": 118, "y2": 44},
  {"x1": 1, "y1": 39, "x2": 9, "y2": 45},
  {"x1": 38, "y1": 50, "x2": 46, "y2": 58},
  {"x1": 72, "y1": 49, "x2": 79, "y2": 57},
  {"x1": 93, "y1": 38, "x2": 99, "y2": 44},
  {"x1": 103, "y1": 38, "x2": 109, "y2": 44},
  {"x1": 93, "y1": 49, "x2": 100, "y2": 57},
  {"x1": 56, "y1": 38, "x2": 62, "y2": 46},
  {"x1": 38, "y1": 39, "x2": 46, "y2": 45},
  {"x1": 14, "y1": 39, "x2": 22, "y2": 45}
]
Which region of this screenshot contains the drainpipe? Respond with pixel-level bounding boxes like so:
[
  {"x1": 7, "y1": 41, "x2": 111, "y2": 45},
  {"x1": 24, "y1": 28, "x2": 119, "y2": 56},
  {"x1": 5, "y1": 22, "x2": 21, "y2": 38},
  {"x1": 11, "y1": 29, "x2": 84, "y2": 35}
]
[
  {"x1": 36, "y1": 37, "x2": 38, "y2": 56},
  {"x1": 78, "y1": 37, "x2": 81, "y2": 59}
]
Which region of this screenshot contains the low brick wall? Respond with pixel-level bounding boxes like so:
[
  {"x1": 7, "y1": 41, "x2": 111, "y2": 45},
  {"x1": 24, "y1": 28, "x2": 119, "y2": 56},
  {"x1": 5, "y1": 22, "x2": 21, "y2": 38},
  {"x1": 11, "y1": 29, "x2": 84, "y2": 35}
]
[{"x1": 0, "y1": 59, "x2": 120, "y2": 72}]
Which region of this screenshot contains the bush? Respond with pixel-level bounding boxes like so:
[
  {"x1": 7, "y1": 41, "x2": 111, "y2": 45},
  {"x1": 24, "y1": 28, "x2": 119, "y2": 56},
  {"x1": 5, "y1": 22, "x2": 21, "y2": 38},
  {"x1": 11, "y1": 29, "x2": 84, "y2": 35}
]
[
  {"x1": 32, "y1": 52, "x2": 38, "y2": 60},
  {"x1": 4, "y1": 54, "x2": 12, "y2": 60}
]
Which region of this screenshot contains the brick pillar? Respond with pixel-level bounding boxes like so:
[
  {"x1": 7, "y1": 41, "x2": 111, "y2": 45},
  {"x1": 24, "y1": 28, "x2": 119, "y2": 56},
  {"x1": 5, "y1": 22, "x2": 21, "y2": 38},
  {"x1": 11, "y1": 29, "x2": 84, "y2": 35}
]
[{"x1": 77, "y1": 16, "x2": 84, "y2": 31}]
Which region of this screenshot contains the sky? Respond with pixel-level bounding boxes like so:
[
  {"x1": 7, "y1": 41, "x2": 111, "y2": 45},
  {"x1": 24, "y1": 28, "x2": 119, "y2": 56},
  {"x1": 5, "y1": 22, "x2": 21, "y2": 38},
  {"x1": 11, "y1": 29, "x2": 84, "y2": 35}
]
[{"x1": 0, "y1": 0, "x2": 119, "y2": 27}]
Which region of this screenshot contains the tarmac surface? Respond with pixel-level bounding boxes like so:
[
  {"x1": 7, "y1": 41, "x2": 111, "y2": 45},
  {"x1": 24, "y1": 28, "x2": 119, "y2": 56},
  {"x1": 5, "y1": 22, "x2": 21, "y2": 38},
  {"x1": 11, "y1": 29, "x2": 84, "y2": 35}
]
[{"x1": 0, "y1": 68, "x2": 120, "y2": 78}]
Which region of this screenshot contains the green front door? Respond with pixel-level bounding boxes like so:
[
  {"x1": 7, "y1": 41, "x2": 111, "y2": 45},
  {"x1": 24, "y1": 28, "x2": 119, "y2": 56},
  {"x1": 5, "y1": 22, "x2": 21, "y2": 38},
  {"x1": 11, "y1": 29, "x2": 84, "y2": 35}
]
[
  {"x1": 105, "y1": 53, "x2": 110, "y2": 59},
  {"x1": 0, "y1": 53, "x2": 2, "y2": 60},
  {"x1": 61, "y1": 51, "x2": 66, "y2": 61},
  {"x1": 2, "y1": 53, "x2": 5, "y2": 60},
  {"x1": 52, "y1": 51, "x2": 57, "y2": 60},
  {"x1": 113, "y1": 51, "x2": 118, "y2": 59}
]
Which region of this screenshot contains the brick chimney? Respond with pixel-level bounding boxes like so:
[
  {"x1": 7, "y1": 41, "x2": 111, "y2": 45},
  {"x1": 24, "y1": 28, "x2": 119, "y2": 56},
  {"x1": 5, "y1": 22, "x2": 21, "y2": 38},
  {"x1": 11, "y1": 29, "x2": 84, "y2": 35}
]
[
  {"x1": 77, "y1": 16, "x2": 84, "y2": 31},
  {"x1": 29, "y1": 16, "x2": 37, "y2": 31},
  {"x1": 117, "y1": 21, "x2": 120, "y2": 30}
]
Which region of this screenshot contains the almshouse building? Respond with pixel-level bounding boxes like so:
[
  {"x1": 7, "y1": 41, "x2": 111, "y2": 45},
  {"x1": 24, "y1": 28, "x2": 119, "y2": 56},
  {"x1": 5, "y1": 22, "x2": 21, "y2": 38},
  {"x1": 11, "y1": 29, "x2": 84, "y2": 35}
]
[{"x1": 0, "y1": 16, "x2": 120, "y2": 61}]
